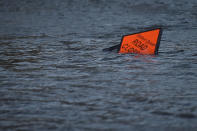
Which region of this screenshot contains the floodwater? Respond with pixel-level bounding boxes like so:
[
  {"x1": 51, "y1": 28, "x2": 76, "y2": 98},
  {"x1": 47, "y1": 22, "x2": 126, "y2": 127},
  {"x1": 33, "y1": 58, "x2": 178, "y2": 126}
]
[{"x1": 0, "y1": 0, "x2": 197, "y2": 130}]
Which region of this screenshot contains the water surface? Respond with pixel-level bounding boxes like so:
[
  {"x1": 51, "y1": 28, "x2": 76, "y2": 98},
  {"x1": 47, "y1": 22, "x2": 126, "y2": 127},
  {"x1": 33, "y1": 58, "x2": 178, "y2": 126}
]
[{"x1": 0, "y1": 0, "x2": 197, "y2": 130}]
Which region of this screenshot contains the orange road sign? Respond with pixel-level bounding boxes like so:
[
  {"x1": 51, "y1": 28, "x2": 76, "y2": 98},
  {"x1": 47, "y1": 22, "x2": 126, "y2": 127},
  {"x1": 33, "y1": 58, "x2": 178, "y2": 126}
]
[{"x1": 119, "y1": 28, "x2": 162, "y2": 55}]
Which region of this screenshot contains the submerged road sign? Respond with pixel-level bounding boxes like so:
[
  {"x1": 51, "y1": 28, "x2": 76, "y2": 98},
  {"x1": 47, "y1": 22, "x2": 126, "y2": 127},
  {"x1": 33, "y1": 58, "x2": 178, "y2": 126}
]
[
  {"x1": 103, "y1": 28, "x2": 162, "y2": 55},
  {"x1": 119, "y1": 28, "x2": 162, "y2": 55}
]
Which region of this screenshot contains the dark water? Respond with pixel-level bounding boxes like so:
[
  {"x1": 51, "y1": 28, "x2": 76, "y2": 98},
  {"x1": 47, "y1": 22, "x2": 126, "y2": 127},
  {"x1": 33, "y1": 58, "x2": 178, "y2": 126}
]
[{"x1": 0, "y1": 0, "x2": 197, "y2": 130}]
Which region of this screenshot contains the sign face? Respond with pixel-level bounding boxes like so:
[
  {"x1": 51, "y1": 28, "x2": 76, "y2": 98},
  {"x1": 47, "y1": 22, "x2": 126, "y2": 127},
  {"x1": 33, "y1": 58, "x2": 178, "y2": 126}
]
[{"x1": 119, "y1": 28, "x2": 162, "y2": 55}]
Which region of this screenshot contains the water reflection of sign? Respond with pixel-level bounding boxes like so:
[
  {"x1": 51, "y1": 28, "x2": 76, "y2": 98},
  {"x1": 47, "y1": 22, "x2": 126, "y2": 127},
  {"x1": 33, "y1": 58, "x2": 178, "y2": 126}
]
[{"x1": 119, "y1": 28, "x2": 162, "y2": 55}]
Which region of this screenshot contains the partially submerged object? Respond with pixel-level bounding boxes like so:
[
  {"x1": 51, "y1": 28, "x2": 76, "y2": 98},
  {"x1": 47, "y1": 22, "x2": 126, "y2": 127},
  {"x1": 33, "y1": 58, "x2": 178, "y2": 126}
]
[{"x1": 103, "y1": 28, "x2": 162, "y2": 55}]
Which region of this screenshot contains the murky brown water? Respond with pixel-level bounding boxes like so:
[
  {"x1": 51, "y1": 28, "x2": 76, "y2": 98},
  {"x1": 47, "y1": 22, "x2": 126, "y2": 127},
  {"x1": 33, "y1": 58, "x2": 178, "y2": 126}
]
[{"x1": 0, "y1": 0, "x2": 197, "y2": 130}]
